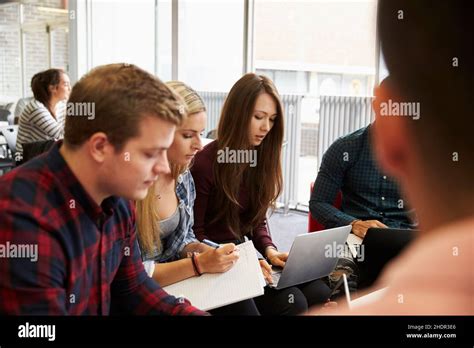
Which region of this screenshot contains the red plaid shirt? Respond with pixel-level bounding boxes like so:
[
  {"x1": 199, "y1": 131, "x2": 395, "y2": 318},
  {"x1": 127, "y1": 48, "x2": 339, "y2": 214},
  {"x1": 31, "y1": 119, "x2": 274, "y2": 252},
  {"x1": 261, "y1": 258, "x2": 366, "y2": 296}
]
[{"x1": 0, "y1": 142, "x2": 207, "y2": 315}]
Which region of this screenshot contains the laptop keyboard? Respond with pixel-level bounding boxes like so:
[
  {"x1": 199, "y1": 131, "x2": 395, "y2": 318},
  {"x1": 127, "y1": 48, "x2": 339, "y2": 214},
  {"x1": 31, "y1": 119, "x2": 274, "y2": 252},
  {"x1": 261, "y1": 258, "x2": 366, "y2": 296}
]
[{"x1": 270, "y1": 270, "x2": 282, "y2": 287}]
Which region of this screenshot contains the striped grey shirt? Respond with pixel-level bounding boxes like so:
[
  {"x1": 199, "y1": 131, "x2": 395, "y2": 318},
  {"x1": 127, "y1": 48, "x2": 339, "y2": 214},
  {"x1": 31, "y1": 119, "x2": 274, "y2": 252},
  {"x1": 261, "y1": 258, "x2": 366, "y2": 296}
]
[{"x1": 16, "y1": 99, "x2": 66, "y2": 159}]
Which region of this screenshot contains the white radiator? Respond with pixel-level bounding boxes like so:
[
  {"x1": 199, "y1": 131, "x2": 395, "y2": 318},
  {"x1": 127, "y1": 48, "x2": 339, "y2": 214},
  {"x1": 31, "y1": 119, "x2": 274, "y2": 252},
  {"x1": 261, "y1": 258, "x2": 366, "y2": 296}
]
[{"x1": 317, "y1": 95, "x2": 374, "y2": 169}]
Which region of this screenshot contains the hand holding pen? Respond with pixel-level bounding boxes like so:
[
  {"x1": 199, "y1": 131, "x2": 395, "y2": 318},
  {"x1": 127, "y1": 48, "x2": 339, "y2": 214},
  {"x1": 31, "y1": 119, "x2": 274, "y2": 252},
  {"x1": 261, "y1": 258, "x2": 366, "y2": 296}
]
[{"x1": 195, "y1": 239, "x2": 239, "y2": 274}]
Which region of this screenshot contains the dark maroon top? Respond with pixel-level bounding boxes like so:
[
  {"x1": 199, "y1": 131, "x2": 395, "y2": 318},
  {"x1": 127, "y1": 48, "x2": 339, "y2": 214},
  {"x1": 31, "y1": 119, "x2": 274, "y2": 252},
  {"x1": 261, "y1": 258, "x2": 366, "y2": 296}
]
[{"x1": 191, "y1": 140, "x2": 276, "y2": 255}]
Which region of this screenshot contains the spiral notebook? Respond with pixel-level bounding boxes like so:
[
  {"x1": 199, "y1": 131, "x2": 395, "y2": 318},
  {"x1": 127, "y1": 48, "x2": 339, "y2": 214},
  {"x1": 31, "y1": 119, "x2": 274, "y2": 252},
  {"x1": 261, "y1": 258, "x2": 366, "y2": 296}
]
[{"x1": 163, "y1": 240, "x2": 265, "y2": 311}]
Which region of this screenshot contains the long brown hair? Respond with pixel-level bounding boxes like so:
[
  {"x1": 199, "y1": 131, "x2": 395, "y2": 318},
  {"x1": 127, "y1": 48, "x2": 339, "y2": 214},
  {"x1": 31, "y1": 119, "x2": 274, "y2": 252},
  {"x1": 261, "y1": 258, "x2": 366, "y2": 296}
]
[
  {"x1": 136, "y1": 81, "x2": 206, "y2": 255},
  {"x1": 213, "y1": 73, "x2": 284, "y2": 239}
]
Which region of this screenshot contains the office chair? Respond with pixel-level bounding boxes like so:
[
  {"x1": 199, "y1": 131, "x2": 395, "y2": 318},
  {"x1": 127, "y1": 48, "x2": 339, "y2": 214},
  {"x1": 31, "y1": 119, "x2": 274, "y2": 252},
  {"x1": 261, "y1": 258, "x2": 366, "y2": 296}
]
[
  {"x1": 308, "y1": 181, "x2": 342, "y2": 232},
  {"x1": 1, "y1": 125, "x2": 18, "y2": 154},
  {"x1": 0, "y1": 126, "x2": 18, "y2": 175},
  {"x1": 0, "y1": 109, "x2": 11, "y2": 123}
]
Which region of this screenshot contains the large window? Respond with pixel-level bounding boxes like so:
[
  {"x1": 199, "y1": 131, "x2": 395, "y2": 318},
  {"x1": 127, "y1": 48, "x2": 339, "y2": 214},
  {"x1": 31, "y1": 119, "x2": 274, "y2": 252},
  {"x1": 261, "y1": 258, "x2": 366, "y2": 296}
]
[
  {"x1": 178, "y1": 0, "x2": 244, "y2": 92},
  {"x1": 256, "y1": 69, "x2": 310, "y2": 94},
  {"x1": 156, "y1": 0, "x2": 172, "y2": 81},
  {"x1": 70, "y1": 0, "x2": 171, "y2": 81},
  {"x1": 89, "y1": 0, "x2": 156, "y2": 73},
  {"x1": 64, "y1": 0, "x2": 379, "y2": 210},
  {"x1": 2, "y1": 0, "x2": 381, "y2": 210},
  {"x1": 71, "y1": 0, "x2": 243, "y2": 91},
  {"x1": 254, "y1": 0, "x2": 378, "y2": 208}
]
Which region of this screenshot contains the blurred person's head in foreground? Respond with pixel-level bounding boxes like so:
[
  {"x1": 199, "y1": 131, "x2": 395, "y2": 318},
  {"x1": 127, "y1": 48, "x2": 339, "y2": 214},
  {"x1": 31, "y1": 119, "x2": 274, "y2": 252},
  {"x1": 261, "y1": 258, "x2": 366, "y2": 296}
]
[{"x1": 373, "y1": 0, "x2": 474, "y2": 231}]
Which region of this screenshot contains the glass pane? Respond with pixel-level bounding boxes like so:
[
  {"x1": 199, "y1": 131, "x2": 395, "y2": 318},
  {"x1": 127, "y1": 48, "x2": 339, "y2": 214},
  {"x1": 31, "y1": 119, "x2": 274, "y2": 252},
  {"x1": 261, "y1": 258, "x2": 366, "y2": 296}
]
[
  {"x1": 255, "y1": 0, "x2": 377, "y2": 96},
  {"x1": 51, "y1": 27, "x2": 69, "y2": 71},
  {"x1": 23, "y1": 30, "x2": 50, "y2": 97},
  {"x1": 157, "y1": 0, "x2": 172, "y2": 81},
  {"x1": 254, "y1": 0, "x2": 378, "y2": 207},
  {"x1": 90, "y1": 0, "x2": 155, "y2": 73},
  {"x1": 179, "y1": 0, "x2": 244, "y2": 92}
]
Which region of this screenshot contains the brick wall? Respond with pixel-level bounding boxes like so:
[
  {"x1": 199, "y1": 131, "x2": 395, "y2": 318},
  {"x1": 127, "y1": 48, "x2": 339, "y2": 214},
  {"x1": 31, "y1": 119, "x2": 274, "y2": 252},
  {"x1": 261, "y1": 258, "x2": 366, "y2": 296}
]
[
  {"x1": 22, "y1": 0, "x2": 64, "y2": 10},
  {"x1": 0, "y1": 4, "x2": 21, "y2": 97},
  {"x1": 51, "y1": 28, "x2": 68, "y2": 71},
  {"x1": 0, "y1": 2, "x2": 19, "y2": 26},
  {"x1": 0, "y1": 30, "x2": 22, "y2": 97},
  {"x1": 0, "y1": 0, "x2": 68, "y2": 99},
  {"x1": 24, "y1": 31, "x2": 50, "y2": 97}
]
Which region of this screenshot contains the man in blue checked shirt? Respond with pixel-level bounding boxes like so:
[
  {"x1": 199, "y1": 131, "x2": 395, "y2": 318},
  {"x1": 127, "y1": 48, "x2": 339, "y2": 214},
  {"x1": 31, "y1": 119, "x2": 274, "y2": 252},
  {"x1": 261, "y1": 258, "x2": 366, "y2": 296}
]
[{"x1": 310, "y1": 78, "x2": 417, "y2": 240}]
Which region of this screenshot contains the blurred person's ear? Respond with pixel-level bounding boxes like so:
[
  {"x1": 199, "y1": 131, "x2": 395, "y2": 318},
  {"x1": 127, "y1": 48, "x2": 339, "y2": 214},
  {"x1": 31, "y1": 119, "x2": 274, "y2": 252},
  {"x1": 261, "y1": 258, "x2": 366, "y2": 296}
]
[{"x1": 371, "y1": 84, "x2": 413, "y2": 181}]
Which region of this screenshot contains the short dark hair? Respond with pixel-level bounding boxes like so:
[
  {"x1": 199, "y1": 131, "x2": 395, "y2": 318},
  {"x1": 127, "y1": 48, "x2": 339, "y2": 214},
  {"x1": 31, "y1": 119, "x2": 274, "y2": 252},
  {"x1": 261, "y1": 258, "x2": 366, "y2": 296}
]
[{"x1": 378, "y1": 0, "x2": 474, "y2": 199}]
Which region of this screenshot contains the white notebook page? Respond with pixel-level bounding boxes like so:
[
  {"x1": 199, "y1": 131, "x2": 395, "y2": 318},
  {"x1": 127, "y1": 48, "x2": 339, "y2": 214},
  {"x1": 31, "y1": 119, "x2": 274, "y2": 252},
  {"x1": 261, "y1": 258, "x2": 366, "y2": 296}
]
[{"x1": 163, "y1": 240, "x2": 264, "y2": 311}]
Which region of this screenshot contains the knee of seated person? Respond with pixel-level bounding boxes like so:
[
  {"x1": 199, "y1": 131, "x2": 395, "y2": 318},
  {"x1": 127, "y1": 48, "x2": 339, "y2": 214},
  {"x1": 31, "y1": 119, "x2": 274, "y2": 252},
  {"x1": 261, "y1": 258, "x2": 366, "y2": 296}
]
[
  {"x1": 279, "y1": 287, "x2": 308, "y2": 315},
  {"x1": 302, "y1": 279, "x2": 332, "y2": 306}
]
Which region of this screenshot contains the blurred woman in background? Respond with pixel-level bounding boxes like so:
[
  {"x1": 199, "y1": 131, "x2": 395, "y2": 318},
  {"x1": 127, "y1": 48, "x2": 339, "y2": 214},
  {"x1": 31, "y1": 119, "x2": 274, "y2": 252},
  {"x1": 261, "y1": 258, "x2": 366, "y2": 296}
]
[{"x1": 16, "y1": 68, "x2": 70, "y2": 161}]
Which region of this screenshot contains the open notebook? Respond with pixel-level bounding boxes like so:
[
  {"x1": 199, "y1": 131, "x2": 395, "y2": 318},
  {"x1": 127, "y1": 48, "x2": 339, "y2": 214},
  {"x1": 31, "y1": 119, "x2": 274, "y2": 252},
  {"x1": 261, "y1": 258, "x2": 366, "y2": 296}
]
[{"x1": 163, "y1": 240, "x2": 265, "y2": 311}]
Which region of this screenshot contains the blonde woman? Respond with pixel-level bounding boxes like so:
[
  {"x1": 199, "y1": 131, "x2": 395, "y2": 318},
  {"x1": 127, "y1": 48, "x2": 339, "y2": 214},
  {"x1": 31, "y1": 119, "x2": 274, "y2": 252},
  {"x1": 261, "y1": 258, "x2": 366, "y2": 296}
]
[{"x1": 136, "y1": 81, "x2": 239, "y2": 289}]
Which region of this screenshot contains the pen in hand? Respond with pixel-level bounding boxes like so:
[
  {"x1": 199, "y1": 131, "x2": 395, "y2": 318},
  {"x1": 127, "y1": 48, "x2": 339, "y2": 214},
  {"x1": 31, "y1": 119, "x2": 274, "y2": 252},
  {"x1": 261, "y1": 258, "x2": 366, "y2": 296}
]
[
  {"x1": 202, "y1": 239, "x2": 239, "y2": 254},
  {"x1": 202, "y1": 239, "x2": 220, "y2": 249}
]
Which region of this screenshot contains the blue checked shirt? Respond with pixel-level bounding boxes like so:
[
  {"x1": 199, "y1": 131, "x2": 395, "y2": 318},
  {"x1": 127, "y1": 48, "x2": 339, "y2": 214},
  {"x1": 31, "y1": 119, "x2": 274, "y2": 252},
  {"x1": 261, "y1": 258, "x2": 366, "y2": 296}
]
[
  {"x1": 309, "y1": 125, "x2": 417, "y2": 229},
  {"x1": 140, "y1": 170, "x2": 199, "y2": 263}
]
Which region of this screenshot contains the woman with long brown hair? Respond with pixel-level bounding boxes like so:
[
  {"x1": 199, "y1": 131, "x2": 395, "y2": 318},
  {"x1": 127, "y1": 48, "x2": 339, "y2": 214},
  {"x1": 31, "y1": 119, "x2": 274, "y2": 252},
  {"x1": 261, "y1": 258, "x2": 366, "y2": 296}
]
[
  {"x1": 136, "y1": 81, "x2": 239, "y2": 288},
  {"x1": 191, "y1": 73, "x2": 331, "y2": 315}
]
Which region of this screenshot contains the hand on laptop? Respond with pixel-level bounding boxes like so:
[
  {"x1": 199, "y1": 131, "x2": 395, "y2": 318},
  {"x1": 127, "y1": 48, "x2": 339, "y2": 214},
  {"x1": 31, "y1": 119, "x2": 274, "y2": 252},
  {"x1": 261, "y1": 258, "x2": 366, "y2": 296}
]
[
  {"x1": 259, "y1": 259, "x2": 273, "y2": 284},
  {"x1": 351, "y1": 220, "x2": 388, "y2": 239},
  {"x1": 265, "y1": 247, "x2": 289, "y2": 268}
]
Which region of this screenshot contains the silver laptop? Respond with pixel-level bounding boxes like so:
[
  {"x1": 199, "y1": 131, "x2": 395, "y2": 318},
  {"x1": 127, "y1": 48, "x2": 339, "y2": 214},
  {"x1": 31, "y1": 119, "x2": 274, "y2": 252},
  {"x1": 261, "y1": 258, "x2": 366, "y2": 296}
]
[{"x1": 269, "y1": 225, "x2": 351, "y2": 290}]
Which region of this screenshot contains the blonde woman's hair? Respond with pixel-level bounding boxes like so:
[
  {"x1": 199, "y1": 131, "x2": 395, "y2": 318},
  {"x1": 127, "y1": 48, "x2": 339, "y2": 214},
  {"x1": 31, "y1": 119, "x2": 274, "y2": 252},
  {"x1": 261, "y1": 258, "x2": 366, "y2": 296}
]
[
  {"x1": 136, "y1": 81, "x2": 206, "y2": 255},
  {"x1": 166, "y1": 81, "x2": 206, "y2": 115}
]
